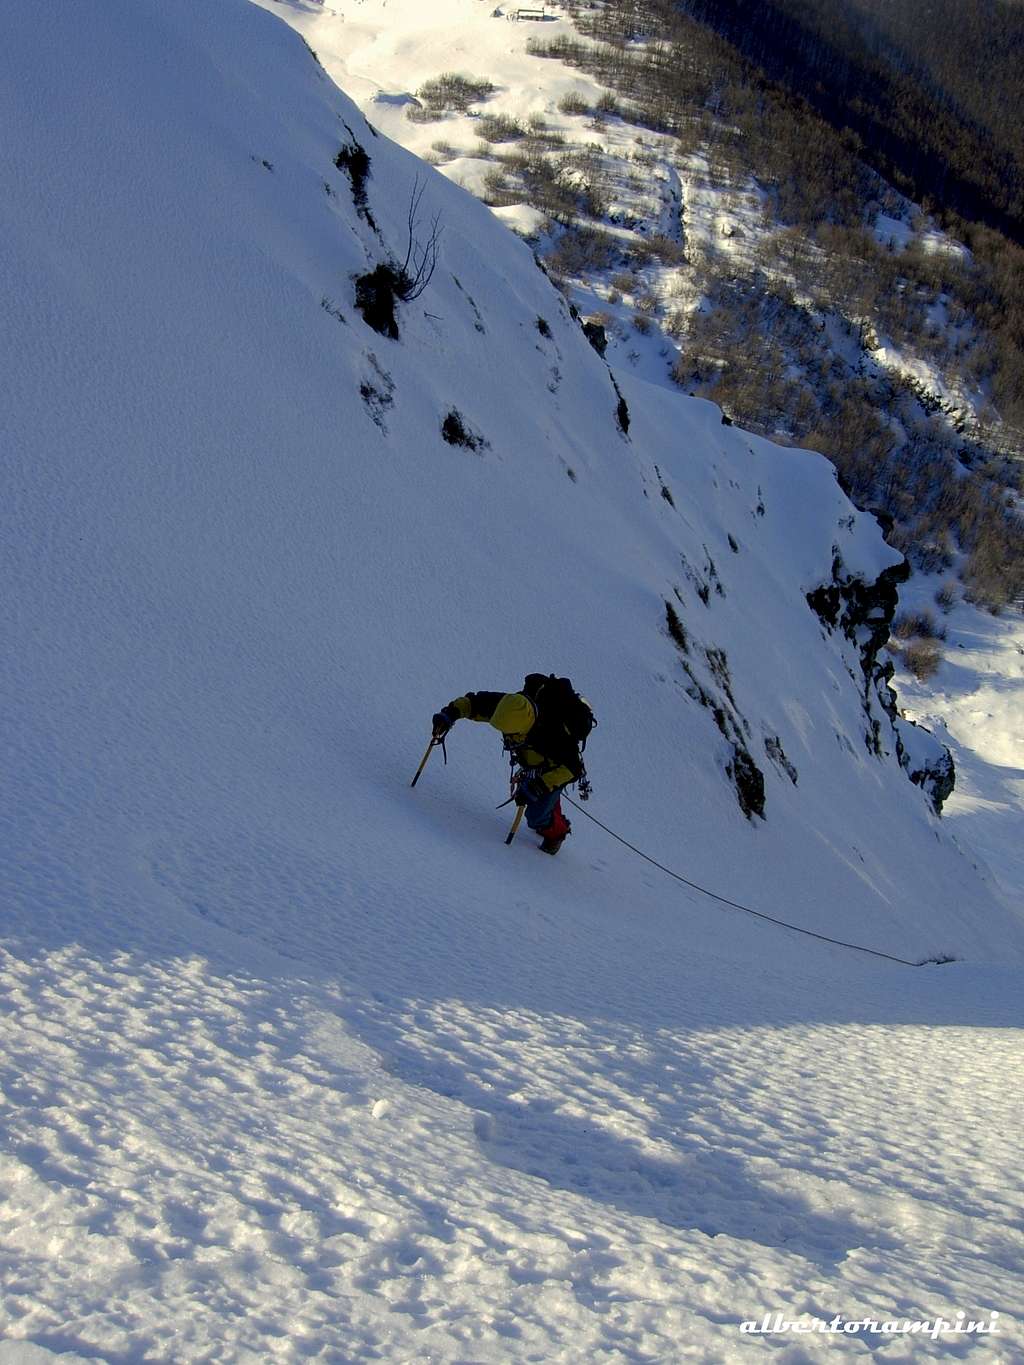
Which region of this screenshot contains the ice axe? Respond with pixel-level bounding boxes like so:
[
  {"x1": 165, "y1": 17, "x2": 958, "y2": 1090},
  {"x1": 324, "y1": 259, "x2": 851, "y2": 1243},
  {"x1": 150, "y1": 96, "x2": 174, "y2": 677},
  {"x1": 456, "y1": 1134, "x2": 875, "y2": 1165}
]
[
  {"x1": 505, "y1": 804, "x2": 525, "y2": 846},
  {"x1": 410, "y1": 730, "x2": 447, "y2": 788},
  {"x1": 498, "y1": 769, "x2": 529, "y2": 845}
]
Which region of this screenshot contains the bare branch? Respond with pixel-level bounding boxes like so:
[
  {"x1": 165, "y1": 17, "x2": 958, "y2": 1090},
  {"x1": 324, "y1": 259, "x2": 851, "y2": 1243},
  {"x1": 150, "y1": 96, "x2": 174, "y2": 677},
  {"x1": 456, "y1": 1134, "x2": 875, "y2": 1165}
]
[{"x1": 396, "y1": 175, "x2": 443, "y2": 302}]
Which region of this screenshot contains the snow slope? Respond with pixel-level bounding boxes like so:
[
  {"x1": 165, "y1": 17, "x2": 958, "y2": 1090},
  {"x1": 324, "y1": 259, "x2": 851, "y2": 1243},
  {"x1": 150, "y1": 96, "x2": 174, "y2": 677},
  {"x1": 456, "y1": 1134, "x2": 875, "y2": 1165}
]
[
  {"x1": 260, "y1": 3, "x2": 1024, "y2": 834},
  {"x1": 889, "y1": 576, "x2": 1024, "y2": 913},
  {"x1": 2, "y1": 0, "x2": 1023, "y2": 1359}
]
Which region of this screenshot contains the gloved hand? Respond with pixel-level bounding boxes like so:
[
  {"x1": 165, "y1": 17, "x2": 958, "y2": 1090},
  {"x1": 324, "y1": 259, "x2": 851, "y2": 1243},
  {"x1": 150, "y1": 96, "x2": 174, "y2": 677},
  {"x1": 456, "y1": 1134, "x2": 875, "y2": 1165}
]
[
  {"x1": 514, "y1": 773, "x2": 547, "y2": 806},
  {"x1": 432, "y1": 706, "x2": 457, "y2": 738}
]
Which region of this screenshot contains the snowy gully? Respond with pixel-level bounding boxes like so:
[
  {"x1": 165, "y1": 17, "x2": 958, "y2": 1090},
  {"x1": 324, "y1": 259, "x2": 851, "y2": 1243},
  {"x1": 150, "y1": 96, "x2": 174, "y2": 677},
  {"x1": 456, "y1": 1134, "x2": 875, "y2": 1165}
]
[{"x1": 740, "y1": 1310, "x2": 1001, "y2": 1339}]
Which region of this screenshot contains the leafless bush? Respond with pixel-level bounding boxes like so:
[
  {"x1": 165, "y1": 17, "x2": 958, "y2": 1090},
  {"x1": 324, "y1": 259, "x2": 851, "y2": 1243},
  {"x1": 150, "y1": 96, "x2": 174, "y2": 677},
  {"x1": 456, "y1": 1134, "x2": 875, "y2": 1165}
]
[
  {"x1": 477, "y1": 114, "x2": 525, "y2": 143},
  {"x1": 399, "y1": 177, "x2": 443, "y2": 300},
  {"x1": 354, "y1": 182, "x2": 443, "y2": 339},
  {"x1": 901, "y1": 637, "x2": 942, "y2": 681},
  {"x1": 625, "y1": 238, "x2": 656, "y2": 266},
  {"x1": 963, "y1": 505, "x2": 1024, "y2": 611},
  {"x1": 646, "y1": 234, "x2": 687, "y2": 265},
  {"x1": 892, "y1": 609, "x2": 940, "y2": 640},
  {"x1": 481, "y1": 167, "x2": 516, "y2": 206},
  {"x1": 664, "y1": 309, "x2": 688, "y2": 339},
  {"x1": 418, "y1": 73, "x2": 495, "y2": 113},
  {"x1": 935, "y1": 580, "x2": 958, "y2": 613},
  {"x1": 405, "y1": 106, "x2": 444, "y2": 125},
  {"x1": 525, "y1": 35, "x2": 589, "y2": 64},
  {"x1": 524, "y1": 128, "x2": 567, "y2": 149},
  {"x1": 546, "y1": 225, "x2": 619, "y2": 275}
]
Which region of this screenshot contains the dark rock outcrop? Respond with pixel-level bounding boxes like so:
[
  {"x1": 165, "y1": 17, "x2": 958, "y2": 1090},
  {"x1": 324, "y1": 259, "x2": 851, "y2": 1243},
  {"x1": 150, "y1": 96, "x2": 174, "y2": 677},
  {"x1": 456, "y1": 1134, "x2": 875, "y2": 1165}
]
[
  {"x1": 807, "y1": 553, "x2": 955, "y2": 813},
  {"x1": 582, "y1": 319, "x2": 608, "y2": 356}
]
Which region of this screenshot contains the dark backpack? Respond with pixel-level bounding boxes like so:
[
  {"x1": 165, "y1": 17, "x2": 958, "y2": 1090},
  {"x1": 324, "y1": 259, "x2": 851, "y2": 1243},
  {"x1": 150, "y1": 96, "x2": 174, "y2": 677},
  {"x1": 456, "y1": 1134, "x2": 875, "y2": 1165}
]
[{"x1": 523, "y1": 673, "x2": 597, "y2": 753}]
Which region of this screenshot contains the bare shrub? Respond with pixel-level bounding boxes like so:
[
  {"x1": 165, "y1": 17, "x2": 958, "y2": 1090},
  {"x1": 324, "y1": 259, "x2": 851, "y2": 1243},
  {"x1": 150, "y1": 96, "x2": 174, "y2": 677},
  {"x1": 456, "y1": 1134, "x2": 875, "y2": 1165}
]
[
  {"x1": 625, "y1": 238, "x2": 656, "y2": 266},
  {"x1": 353, "y1": 178, "x2": 443, "y2": 338},
  {"x1": 902, "y1": 637, "x2": 942, "y2": 681},
  {"x1": 546, "y1": 225, "x2": 619, "y2": 275},
  {"x1": 669, "y1": 350, "x2": 696, "y2": 387},
  {"x1": 405, "y1": 106, "x2": 444, "y2": 125},
  {"x1": 477, "y1": 114, "x2": 524, "y2": 143},
  {"x1": 558, "y1": 91, "x2": 590, "y2": 116},
  {"x1": 524, "y1": 127, "x2": 566, "y2": 149},
  {"x1": 935, "y1": 580, "x2": 958, "y2": 613},
  {"x1": 481, "y1": 167, "x2": 516, "y2": 206},
  {"x1": 664, "y1": 310, "x2": 688, "y2": 340},
  {"x1": 646, "y1": 234, "x2": 687, "y2": 265},
  {"x1": 892, "y1": 609, "x2": 939, "y2": 640},
  {"x1": 493, "y1": 148, "x2": 580, "y2": 223},
  {"x1": 963, "y1": 507, "x2": 1024, "y2": 611},
  {"x1": 418, "y1": 73, "x2": 495, "y2": 113},
  {"x1": 525, "y1": 35, "x2": 588, "y2": 63}
]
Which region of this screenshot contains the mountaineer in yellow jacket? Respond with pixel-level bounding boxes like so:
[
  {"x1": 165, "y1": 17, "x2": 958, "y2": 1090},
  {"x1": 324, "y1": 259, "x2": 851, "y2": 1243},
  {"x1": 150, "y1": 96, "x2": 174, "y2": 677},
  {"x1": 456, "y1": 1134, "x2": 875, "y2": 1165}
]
[{"x1": 432, "y1": 673, "x2": 595, "y2": 855}]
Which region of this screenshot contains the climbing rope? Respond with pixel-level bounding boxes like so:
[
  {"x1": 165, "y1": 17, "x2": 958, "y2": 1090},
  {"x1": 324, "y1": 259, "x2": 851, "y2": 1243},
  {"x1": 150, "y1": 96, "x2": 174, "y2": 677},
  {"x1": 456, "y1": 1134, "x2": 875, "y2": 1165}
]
[{"x1": 562, "y1": 795, "x2": 953, "y2": 968}]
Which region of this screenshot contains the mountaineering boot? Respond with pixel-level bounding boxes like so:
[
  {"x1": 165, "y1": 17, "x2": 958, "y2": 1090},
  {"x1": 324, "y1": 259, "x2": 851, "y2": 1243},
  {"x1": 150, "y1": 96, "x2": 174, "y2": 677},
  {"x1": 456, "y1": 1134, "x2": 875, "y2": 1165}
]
[{"x1": 537, "y1": 805, "x2": 571, "y2": 855}]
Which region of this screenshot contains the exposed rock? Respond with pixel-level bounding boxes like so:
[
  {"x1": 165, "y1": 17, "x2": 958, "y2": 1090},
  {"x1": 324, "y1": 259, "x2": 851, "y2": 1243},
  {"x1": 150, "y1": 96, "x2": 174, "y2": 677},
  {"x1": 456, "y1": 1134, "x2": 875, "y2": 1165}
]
[
  {"x1": 582, "y1": 319, "x2": 608, "y2": 356},
  {"x1": 894, "y1": 716, "x2": 956, "y2": 814},
  {"x1": 441, "y1": 408, "x2": 488, "y2": 452},
  {"x1": 667, "y1": 602, "x2": 765, "y2": 819},
  {"x1": 807, "y1": 553, "x2": 956, "y2": 812},
  {"x1": 610, "y1": 373, "x2": 630, "y2": 435},
  {"x1": 764, "y1": 734, "x2": 798, "y2": 785},
  {"x1": 727, "y1": 744, "x2": 766, "y2": 820},
  {"x1": 334, "y1": 132, "x2": 377, "y2": 229}
]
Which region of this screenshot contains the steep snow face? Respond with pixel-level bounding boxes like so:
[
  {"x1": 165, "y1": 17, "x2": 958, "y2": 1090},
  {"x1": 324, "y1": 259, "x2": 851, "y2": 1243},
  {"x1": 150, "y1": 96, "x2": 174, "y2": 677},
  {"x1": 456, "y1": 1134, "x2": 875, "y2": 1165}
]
[
  {"x1": 2, "y1": 0, "x2": 1003, "y2": 960},
  {"x1": 3, "y1": 1, "x2": 1024, "y2": 1360}
]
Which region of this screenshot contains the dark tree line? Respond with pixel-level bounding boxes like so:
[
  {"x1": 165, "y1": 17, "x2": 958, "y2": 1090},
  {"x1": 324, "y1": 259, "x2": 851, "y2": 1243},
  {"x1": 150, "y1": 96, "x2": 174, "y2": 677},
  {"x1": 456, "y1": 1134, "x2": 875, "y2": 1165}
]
[
  {"x1": 541, "y1": 2, "x2": 1024, "y2": 428},
  {"x1": 672, "y1": 0, "x2": 1024, "y2": 243}
]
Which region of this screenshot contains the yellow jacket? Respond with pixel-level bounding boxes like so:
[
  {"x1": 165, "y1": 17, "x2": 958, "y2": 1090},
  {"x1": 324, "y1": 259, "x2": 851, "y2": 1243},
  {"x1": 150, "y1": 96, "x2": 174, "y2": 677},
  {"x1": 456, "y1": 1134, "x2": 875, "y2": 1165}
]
[{"x1": 448, "y1": 690, "x2": 577, "y2": 790}]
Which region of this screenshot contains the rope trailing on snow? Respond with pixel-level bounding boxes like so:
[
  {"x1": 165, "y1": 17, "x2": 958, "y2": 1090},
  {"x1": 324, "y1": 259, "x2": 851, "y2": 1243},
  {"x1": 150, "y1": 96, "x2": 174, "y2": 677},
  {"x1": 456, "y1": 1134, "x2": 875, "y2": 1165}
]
[{"x1": 563, "y1": 795, "x2": 952, "y2": 968}]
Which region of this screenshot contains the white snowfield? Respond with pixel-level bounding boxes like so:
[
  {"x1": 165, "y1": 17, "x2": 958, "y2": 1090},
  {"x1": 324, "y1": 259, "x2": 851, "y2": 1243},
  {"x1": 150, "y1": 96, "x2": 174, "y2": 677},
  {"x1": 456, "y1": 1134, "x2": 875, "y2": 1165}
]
[{"x1": 2, "y1": 1, "x2": 1023, "y2": 1361}]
